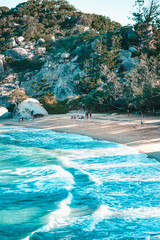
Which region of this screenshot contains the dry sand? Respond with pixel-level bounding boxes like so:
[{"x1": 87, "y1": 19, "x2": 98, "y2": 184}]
[{"x1": 0, "y1": 111, "x2": 160, "y2": 161}]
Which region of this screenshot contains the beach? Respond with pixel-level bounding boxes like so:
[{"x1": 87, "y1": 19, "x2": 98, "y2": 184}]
[{"x1": 1, "y1": 111, "x2": 160, "y2": 161}]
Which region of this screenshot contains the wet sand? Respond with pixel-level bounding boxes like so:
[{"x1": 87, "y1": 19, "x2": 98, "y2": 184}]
[{"x1": 1, "y1": 111, "x2": 160, "y2": 161}]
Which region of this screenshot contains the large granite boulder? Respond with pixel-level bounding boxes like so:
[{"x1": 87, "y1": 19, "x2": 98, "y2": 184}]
[
  {"x1": 0, "y1": 107, "x2": 8, "y2": 116},
  {"x1": 13, "y1": 98, "x2": 48, "y2": 120},
  {"x1": 0, "y1": 112, "x2": 12, "y2": 119},
  {"x1": 5, "y1": 47, "x2": 31, "y2": 60}
]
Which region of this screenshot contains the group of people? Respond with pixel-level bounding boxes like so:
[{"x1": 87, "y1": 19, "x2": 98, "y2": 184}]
[
  {"x1": 71, "y1": 110, "x2": 92, "y2": 120},
  {"x1": 71, "y1": 115, "x2": 85, "y2": 120},
  {"x1": 85, "y1": 111, "x2": 92, "y2": 119}
]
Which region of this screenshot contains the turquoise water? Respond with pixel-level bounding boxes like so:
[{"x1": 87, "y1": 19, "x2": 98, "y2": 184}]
[{"x1": 0, "y1": 126, "x2": 160, "y2": 240}]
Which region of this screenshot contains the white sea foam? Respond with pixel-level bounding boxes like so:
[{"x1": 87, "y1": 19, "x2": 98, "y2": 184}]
[
  {"x1": 77, "y1": 206, "x2": 160, "y2": 231},
  {"x1": 82, "y1": 205, "x2": 113, "y2": 231},
  {"x1": 119, "y1": 207, "x2": 160, "y2": 219},
  {"x1": 58, "y1": 147, "x2": 139, "y2": 161},
  {"x1": 58, "y1": 153, "x2": 102, "y2": 185},
  {"x1": 82, "y1": 162, "x2": 159, "y2": 170},
  {"x1": 22, "y1": 193, "x2": 73, "y2": 240},
  {"x1": 102, "y1": 174, "x2": 160, "y2": 182},
  {"x1": 3, "y1": 165, "x2": 75, "y2": 193}
]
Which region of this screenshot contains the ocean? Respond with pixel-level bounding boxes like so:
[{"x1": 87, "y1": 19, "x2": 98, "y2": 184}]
[{"x1": 0, "y1": 126, "x2": 160, "y2": 240}]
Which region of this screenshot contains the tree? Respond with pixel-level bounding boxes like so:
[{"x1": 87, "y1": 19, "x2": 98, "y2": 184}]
[
  {"x1": 132, "y1": 0, "x2": 160, "y2": 52},
  {"x1": 9, "y1": 89, "x2": 28, "y2": 105},
  {"x1": 132, "y1": 0, "x2": 159, "y2": 26},
  {"x1": 125, "y1": 55, "x2": 160, "y2": 113}
]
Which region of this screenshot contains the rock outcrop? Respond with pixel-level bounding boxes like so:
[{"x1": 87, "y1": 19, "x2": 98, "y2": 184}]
[
  {"x1": 5, "y1": 47, "x2": 33, "y2": 60},
  {"x1": 21, "y1": 54, "x2": 83, "y2": 101},
  {"x1": 118, "y1": 50, "x2": 138, "y2": 72}
]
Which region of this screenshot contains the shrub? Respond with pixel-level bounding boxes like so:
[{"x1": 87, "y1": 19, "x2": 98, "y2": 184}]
[{"x1": 40, "y1": 94, "x2": 68, "y2": 114}]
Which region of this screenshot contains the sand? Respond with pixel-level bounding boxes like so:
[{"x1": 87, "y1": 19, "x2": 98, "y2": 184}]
[{"x1": 0, "y1": 111, "x2": 160, "y2": 161}]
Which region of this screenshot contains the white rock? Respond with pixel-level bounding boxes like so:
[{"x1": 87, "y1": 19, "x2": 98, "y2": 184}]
[
  {"x1": 34, "y1": 47, "x2": 46, "y2": 54},
  {"x1": 84, "y1": 26, "x2": 90, "y2": 31},
  {"x1": 13, "y1": 98, "x2": 48, "y2": 120},
  {"x1": 0, "y1": 55, "x2": 5, "y2": 73},
  {"x1": 0, "y1": 59, "x2": 4, "y2": 73},
  {"x1": 0, "y1": 107, "x2": 8, "y2": 116},
  {"x1": 16, "y1": 36, "x2": 25, "y2": 45},
  {"x1": 37, "y1": 38, "x2": 45, "y2": 44},
  {"x1": 5, "y1": 48, "x2": 30, "y2": 60},
  {"x1": 51, "y1": 36, "x2": 56, "y2": 42},
  {"x1": 10, "y1": 38, "x2": 17, "y2": 47},
  {"x1": 61, "y1": 53, "x2": 70, "y2": 59}
]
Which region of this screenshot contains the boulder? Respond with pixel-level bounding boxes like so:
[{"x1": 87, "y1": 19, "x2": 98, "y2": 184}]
[
  {"x1": 34, "y1": 47, "x2": 46, "y2": 54},
  {"x1": 10, "y1": 37, "x2": 17, "y2": 47},
  {"x1": 37, "y1": 38, "x2": 45, "y2": 45},
  {"x1": 51, "y1": 36, "x2": 56, "y2": 43},
  {"x1": 16, "y1": 36, "x2": 25, "y2": 45},
  {"x1": 13, "y1": 98, "x2": 48, "y2": 120},
  {"x1": 5, "y1": 48, "x2": 30, "y2": 60},
  {"x1": 0, "y1": 55, "x2": 5, "y2": 73},
  {"x1": 121, "y1": 58, "x2": 134, "y2": 71},
  {"x1": 129, "y1": 46, "x2": 137, "y2": 53},
  {"x1": 61, "y1": 53, "x2": 70, "y2": 59},
  {"x1": 0, "y1": 107, "x2": 8, "y2": 116},
  {"x1": 0, "y1": 112, "x2": 12, "y2": 119},
  {"x1": 119, "y1": 50, "x2": 132, "y2": 59},
  {"x1": 0, "y1": 59, "x2": 4, "y2": 73}
]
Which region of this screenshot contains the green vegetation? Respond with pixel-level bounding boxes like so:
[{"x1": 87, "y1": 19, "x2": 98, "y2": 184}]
[
  {"x1": 40, "y1": 93, "x2": 68, "y2": 114},
  {"x1": 9, "y1": 89, "x2": 28, "y2": 105},
  {"x1": 6, "y1": 56, "x2": 43, "y2": 72},
  {"x1": 0, "y1": 0, "x2": 159, "y2": 115}
]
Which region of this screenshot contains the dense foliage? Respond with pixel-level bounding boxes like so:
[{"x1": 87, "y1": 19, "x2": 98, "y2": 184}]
[{"x1": 1, "y1": 0, "x2": 160, "y2": 114}]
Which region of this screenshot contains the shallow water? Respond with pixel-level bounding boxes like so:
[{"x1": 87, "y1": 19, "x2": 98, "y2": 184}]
[{"x1": 0, "y1": 126, "x2": 160, "y2": 240}]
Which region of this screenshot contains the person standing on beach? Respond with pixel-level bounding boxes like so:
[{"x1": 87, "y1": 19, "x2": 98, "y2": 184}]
[
  {"x1": 141, "y1": 120, "x2": 144, "y2": 127},
  {"x1": 85, "y1": 111, "x2": 89, "y2": 119}
]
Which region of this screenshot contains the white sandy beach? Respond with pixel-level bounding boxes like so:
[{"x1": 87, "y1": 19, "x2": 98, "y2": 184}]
[{"x1": 0, "y1": 111, "x2": 160, "y2": 161}]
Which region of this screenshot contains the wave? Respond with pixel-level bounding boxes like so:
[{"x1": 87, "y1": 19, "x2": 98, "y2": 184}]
[{"x1": 22, "y1": 193, "x2": 73, "y2": 240}]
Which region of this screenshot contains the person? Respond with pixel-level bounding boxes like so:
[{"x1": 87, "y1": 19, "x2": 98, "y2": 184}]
[
  {"x1": 141, "y1": 120, "x2": 144, "y2": 127},
  {"x1": 89, "y1": 111, "x2": 92, "y2": 118},
  {"x1": 127, "y1": 109, "x2": 129, "y2": 116},
  {"x1": 85, "y1": 111, "x2": 89, "y2": 119}
]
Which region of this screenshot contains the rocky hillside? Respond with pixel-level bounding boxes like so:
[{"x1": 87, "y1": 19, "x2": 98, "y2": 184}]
[{"x1": 0, "y1": 0, "x2": 159, "y2": 114}]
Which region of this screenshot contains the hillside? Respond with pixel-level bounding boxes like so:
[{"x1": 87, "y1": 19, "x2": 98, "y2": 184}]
[{"x1": 0, "y1": 0, "x2": 159, "y2": 115}]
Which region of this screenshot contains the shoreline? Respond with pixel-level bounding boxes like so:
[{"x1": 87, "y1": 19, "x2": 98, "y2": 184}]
[{"x1": 1, "y1": 112, "x2": 160, "y2": 161}]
